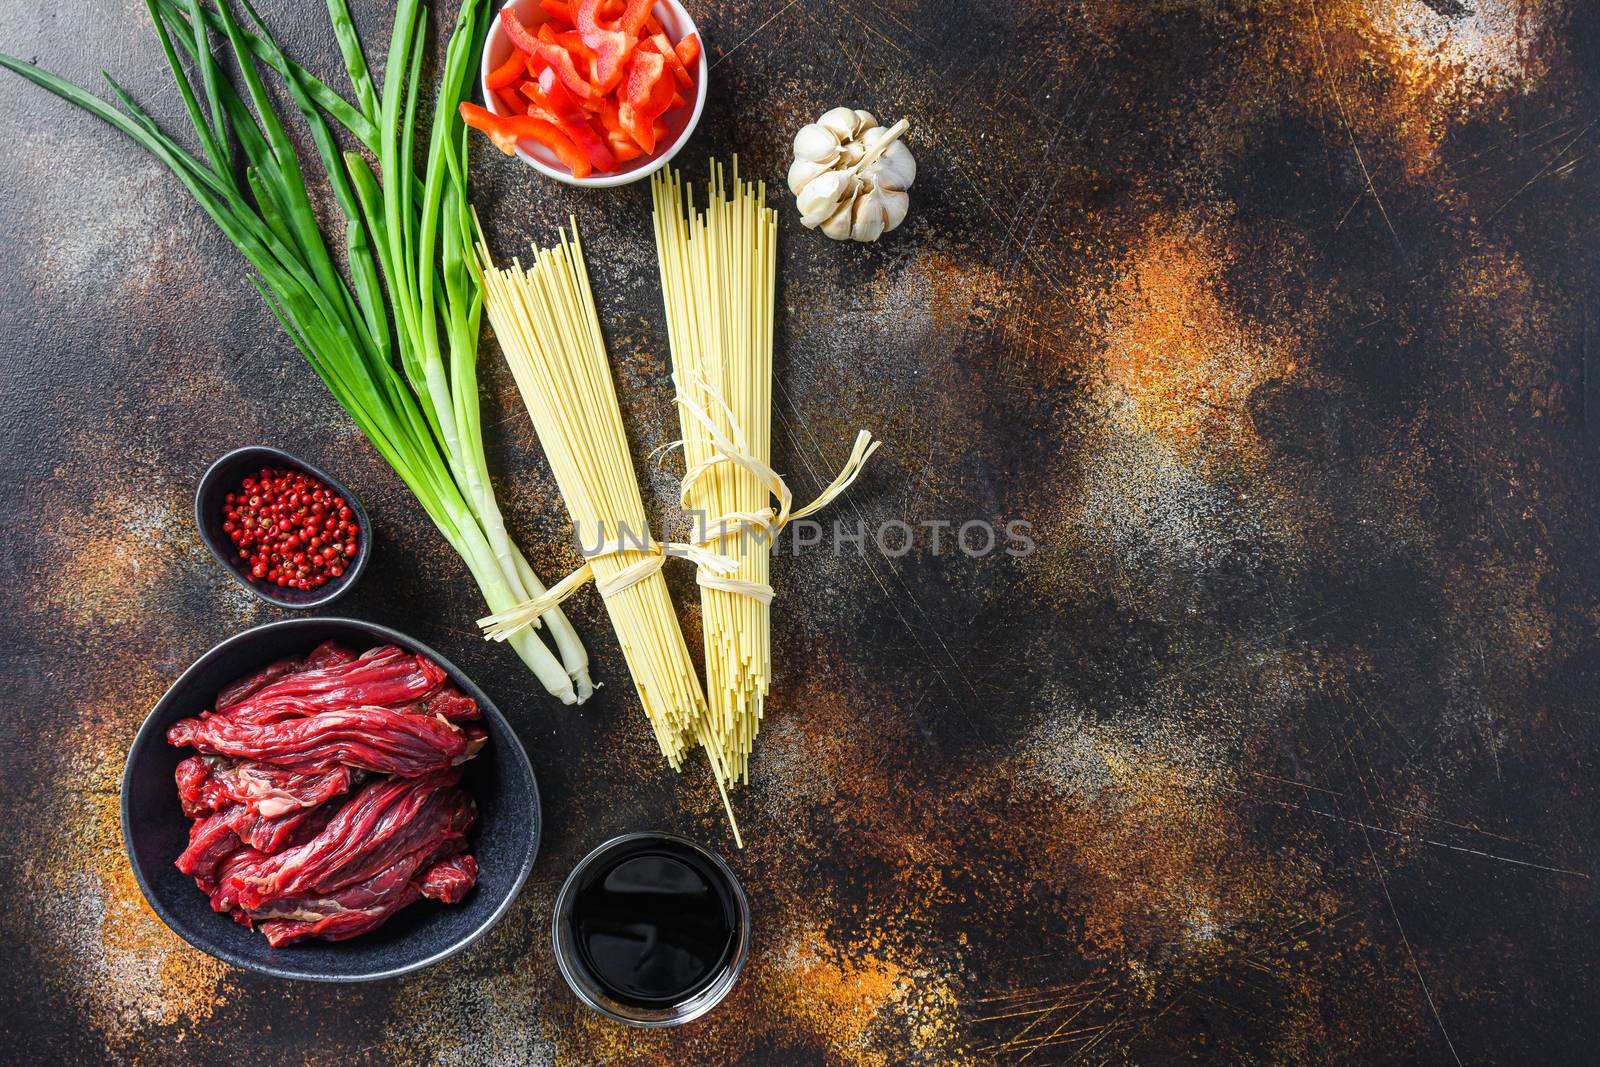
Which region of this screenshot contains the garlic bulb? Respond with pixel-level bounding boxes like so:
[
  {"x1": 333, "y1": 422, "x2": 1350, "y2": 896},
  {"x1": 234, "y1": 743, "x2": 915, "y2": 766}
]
[{"x1": 788, "y1": 107, "x2": 916, "y2": 243}]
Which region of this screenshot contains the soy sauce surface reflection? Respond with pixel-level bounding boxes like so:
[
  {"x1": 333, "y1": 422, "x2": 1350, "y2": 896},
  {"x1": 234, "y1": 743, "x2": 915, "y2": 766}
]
[{"x1": 569, "y1": 842, "x2": 738, "y2": 1007}]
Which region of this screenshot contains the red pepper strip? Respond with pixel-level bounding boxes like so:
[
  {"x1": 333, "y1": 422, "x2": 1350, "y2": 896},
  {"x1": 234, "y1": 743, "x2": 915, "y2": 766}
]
[
  {"x1": 597, "y1": 97, "x2": 627, "y2": 138},
  {"x1": 496, "y1": 86, "x2": 528, "y2": 115},
  {"x1": 574, "y1": 0, "x2": 634, "y2": 94},
  {"x1": 534, "y1": 67, "x2": 617, "y2": 172},
  {"x1": 644, "y1": 32, "x2": 693, "y2": 88},
  {"x1": 669, "y1": 90, "x2": 687, "y2": 109},
  {"x1": 675, "y1": 32, "x2": 701, "y2": 71},
  {"x1": 459, "y1": 102, "x2": 592, "y2": 177},
  {"x1": 618, "y1": 48, "x2": 668, "y2": 153},
  {"x1": 539, "y1": 0, "x2": 575, "y2": 24},
  {"x1": 485, "y1": 51, "x2": 528, "y2": 90},
  {"x1": 517, "y1": 80, "x2": 563, "y2": 123},
  {"x1": 556, "y1": 30, "x2": 597, "y2": 65},
  {"x1": 499, "y1": 8, "x2": 543, "y2": 56},
  {"x1": 596, "y1": 100, "x2": 642, "y2": 158},
  {"x1": 618, "y1": 0, "x2": 654, "y2": 35},
  {"x1": 532, "y1": 39, "x2": 594, "y2": 99},
  {"x1": 642, "y1": 12, "x2": 664, "y2": 36}
]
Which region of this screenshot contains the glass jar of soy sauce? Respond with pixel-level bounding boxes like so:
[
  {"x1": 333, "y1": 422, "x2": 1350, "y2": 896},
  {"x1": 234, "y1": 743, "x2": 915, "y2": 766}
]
[{"x1": 552, "y1": 832, "x2": 750, "y2": 1026}]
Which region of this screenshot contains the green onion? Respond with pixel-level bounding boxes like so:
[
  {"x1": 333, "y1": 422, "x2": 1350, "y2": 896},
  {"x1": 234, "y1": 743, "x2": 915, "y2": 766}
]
[{"x1": 0, "y1": 0, "x2": 593, "y2": 703}]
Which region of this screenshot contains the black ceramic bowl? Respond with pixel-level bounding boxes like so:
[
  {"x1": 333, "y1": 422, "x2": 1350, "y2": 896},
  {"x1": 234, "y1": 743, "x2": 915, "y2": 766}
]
[
  {"x1": 121, "y1": 618, "x2": 540, "y2": 982},
  {"x1": 195, "y1": 446, "x2": 372, "y2": 609}
]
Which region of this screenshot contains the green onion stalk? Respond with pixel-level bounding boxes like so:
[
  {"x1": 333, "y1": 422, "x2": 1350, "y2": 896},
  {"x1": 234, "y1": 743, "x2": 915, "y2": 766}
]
[{"x1": 1, "y1": 0, "x2": 593, "y2": 702}]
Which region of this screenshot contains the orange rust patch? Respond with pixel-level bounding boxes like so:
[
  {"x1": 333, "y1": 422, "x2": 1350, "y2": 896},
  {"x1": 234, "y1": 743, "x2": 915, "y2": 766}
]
[
  {"x1": 1094, "y1": 214, "x2": 1295, "y2": 452},
  {"x1": 1293, "y1": 0, "x2": 1560, "y2": 179},
  {"x1": 49, "y1": 746, "x2": 231, "y2": 1042}
]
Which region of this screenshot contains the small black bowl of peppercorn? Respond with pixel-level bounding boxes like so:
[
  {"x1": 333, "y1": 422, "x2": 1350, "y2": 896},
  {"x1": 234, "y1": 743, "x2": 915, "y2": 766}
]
[{"x1": 195, "y1": 446, "x2": 371, "y2": 609}]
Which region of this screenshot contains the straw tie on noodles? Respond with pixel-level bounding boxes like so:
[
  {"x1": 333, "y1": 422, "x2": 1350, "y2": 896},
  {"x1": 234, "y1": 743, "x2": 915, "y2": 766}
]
[
  {"x1": 473, "y1": 217, "x2": 743, "y2": 842},
  {"x1": 650, "y1": 159, "x2": 879, "y2": 786}
]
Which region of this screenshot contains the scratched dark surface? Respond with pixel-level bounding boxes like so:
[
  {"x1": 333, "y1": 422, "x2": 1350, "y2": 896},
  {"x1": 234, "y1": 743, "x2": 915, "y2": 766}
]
[{"x1": 2, "y1": 0, "x2": 1598, "y2": 1063}]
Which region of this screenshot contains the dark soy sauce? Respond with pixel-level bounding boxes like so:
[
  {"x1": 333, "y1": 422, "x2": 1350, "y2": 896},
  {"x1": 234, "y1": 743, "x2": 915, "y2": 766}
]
[{"x1": 568, "y1": 838, "x2": 738, "y2": 1008}]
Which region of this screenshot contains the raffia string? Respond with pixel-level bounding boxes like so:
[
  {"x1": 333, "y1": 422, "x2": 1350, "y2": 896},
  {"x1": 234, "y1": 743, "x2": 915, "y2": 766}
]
[
  {"x1": 477, "y1": 399, "x2": 877, "y2": 639},
  {"x1": 671, "y1": 369, "x2": 879, "y2": 604},
  {"x1": 478, "y1": 532, "x2": 737, "y2": 640}
]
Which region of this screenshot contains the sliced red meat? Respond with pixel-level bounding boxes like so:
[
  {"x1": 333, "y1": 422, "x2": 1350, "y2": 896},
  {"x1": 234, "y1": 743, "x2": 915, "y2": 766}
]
[
  {"x1": 256, "y1": 882, "x2": 425, "y2": 947},
  {"x1": 251, "y1": 845, "x2": 476, "y2": 946},
  {"x1": 175, "y1": 756, "x2": 215, "y2": 818},
  {"x1": 237, "y1": 792, "x2": 346, "y2": 853},
  {"x1": 176, "y1": 804, "x2": 247, "y2": 888},
  {"x1": 168, "y1": 707, "x2": 484, "y2": 776},
  {"x1": 231, "y1": 769, "x2": 476, "y2": 911},
  {"x1": 174, "y1": 756, "x2": 358, "y2": 819},
  {"x1": 209, "y1": 845, "x2": 270, "y2": 918},
  {"x1": 419, "y1": 684, "x2": 480, "y2": 722},
  {"x1": 303, "y1": 639, "x2": 359, "y2": 670},
  {"x1": 419, "y1": 854, "x2": 478, "y2": 903},
  {"x1": 222, "y1": 646, "x2": 447, "y2": 723},
  {"x1": 171, "y1": 644, "x2": 483, "y2": 948},
  {"x1": 215, "y1": 654, "x2": 304, "y2": 711}
]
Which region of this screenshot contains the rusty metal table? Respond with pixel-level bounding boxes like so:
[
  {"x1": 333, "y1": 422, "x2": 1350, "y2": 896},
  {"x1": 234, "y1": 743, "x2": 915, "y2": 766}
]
[{"x1": 2, "y1": 1, "x2": 1597, "y2": 1063}]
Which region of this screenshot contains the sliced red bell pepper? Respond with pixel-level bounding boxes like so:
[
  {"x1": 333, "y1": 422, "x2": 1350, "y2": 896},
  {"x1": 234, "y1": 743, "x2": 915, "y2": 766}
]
[
  {"x1": 495, "y1": 86, "x2": 529, "y2": 115},
  {"x1": 499, "y1": 8, "x2": 543, "y2": 56},
  {"x1": 517, "y1": 80, "x2": 563, "y2": 124},
  {"x1": 539, "y1": 0, "x2": 575, "y2": 24},
  {"x1": 532, "y1": 38, "x2": 594, "y2": 99},
  {"x1": 644, "y1": 32, "x2": 692, "y2": 88},
  {"x1": 618, "y1": 0, "x2": 654, "y2": 35},
  {"x1": 642, "y1": 12, "x2": 665, "y2": 37},
  {"x1": 675, "y1": 32, "x2": 701, "y2": 71},
  {"x1": 486, "y1": 51, "x2": 528, "y2": 90},
  {"x1": 459, "y1": 101, "x2": 592, "y2": 177},
  {"x1": 556, "y1": 29, "x2": 597, "y2": 66},
  {"x1": 575, "y1": 0, "x2": 635, "y2": 93},
  {"x1": 533, "y1": 67, "x2": 617, "y2": 172},
  {"x1": 618, "y1": 48, "x2": 670, "y2": 153}
]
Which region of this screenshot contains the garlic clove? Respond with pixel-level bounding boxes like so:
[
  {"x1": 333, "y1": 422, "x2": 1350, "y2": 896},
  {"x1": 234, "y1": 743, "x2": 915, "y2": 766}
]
[
  {"x1": 788, "y1": 157, "x2": 834, "y2": 197},
  {"x1": 849, "y1": 192, "x2": 887, "y2": 242},
  {"x1": 818, "y1": 107, "x2": 860, "y2": 139},
  {"x1": 876, "y1": 188, "x2": 910, "y2": 233},
  {"x1": 821, "y1": 194, "x2": 859, "y2": 240},
  {"x1": 853, "y1": 109, "x2": 878, "y2": 132},
  {"x1": 865, "y1": 140, "x2": 917, "y2": 192},
  {"x1": 793, "y1": 123, "x2": 841, "y2": 164},
  {"x1": 798, "y1": 170, "x2": 858, "y2": 228}
]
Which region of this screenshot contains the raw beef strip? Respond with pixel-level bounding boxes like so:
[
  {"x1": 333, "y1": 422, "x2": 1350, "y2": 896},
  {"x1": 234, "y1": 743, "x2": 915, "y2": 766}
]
[
  {"x1": 209, "y1": 846, "x2": 270, "y2": 922},
  {"x1": 174, "y1": 756, "x2": 358, "y2": 819},
  {"x1": 212, "y1": 642, "x2": 358, "y2": 712},
  {"x1": 175, "y1": 756, "x2": 215, "y2": 818},
  {"x1": 303, "y1": 640, "x2": 358, "y2": 670},
  {"x1": 221, "y1": 646, "x2": 447, "y2": 723},
  {"x1": 168, "y1": 707, "x2": 485, "y2": 776},
  {"x1": 232, "y1": 769, "x2": 475, "y2": 911},
  {"x1": 419, "y1": 854, "x2": 478, "y2": 903},
  {"x1": 176, "y1": 805, "x2": 248, "y2": 888},
  {"x1": 252, "y1": 843, "x2": 477, "y2": 946},
  {"x1": 256, "y1": 882, "x2": 424, "y2": 946},
  {"x1": 237, "y1": 793, "x2": 345, "y2": 853},
  {"x1": 418, "y1": 685, "x2": 480, "y2": 722},
  {"x1": 215, "y1": 654, "x2": 303, "y2": 711}
]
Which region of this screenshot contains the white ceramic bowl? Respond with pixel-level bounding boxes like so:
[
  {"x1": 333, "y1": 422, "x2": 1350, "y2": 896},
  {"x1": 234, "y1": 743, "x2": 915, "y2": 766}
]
[{"x1": 480, "y1": 0, "x2": 708, "y2": 188}]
